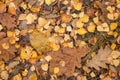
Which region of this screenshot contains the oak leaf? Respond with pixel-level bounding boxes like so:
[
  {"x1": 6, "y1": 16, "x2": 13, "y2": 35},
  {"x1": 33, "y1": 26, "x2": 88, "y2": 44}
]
[
  {"x1": 0, "y1": 13, "x2": 16, "y2": 30},
  {"x1": 47, "y1": 45, "x2": 90, "y2": 77},
  {"x1": 88, "y1": 46, "x2": 112, "y2": 70}
]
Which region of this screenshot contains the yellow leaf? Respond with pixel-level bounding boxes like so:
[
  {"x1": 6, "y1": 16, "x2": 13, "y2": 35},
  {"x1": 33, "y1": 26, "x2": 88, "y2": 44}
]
[
  {"x1": 93, "y1": 17, "x2": 99, "y2": 24},
  {"x1": 73, "y1": 2, "x2": 82, "y2": 11},
  {"x1": 7, "y1": 31, "x2": 15, "y2": 37},
  {"x1": 50, "y1": 42, "x2": 60, "y2": 51},
  {"x1": 29, "y1": 73, "x2": 37, "y2": 80},
  {"x1": 29, "y1": 31, "x2": 51, "y2": 54},
  {"x1": 82, "y1": 14, "x2": 89, "y2": 23},
  {"x1": 30, "y1": 7, "x2": 40, "y2": 12},
  {"x1": 111, "y1": 43, "x2": 116, "y2": 50},
  {"x1": 20, "y1": 48, "x2": 31, "y2": 60},
  {"x1": 41, "y1": 64, "x2": 48, "y2": 71},
  {"x1": 0, "y1": 60, "x2": 4, "y2": 69},
  {"x1": 9, "y1": 37, "x2": 16, "y2": 44},
  {"x1": 90, "y1": 72, "x2": 96, "y2": 77},
  {"x1": 107, "y1": 31, "x2": 113, "y2": 35},
  {"x1": 45, "y1": 0, "x2": 52, "y2": 6},
  {"x1": 12, "y1": 74, "x2": 22, "y2": 80},
  {"x1": 76, "y1": 20, "x2": 84, "y2": 28},
  {"x1": 113, "y1": 60, "x2": 119, "y2": 67},
  {"x1": 45, "y1": 55, "x2": 52, "y2": 62},
  {"x1": 113, "y1": 32, "x2": 118, "y2": 38},
  {"x1": 111, "y1": 51, "x2": 120, "y2": 59},
  {"x1": 22, "y1": 69, "x2": 28, "y2": 77},
  {"x1": 54, "y1": 67, "x2": 59, "y2": 74},
  {"x1": 31, "y1": 51, "x2": 38, "y2": 58},
  {"x1": 77, "y1": 28, "x2": 87, "y2": 35},
  {"x1": 97, "y1": 23, "x2": 109, "y2": 32},
  {"x1": 2, "y1": 43, "x2": 9, "y2": 49},
  {"x1": 87, "y1": 23, "x2": 96, "y2": 32},
  {"x1": 110, "y1": 22, "x2": 118, "y2": 31}
]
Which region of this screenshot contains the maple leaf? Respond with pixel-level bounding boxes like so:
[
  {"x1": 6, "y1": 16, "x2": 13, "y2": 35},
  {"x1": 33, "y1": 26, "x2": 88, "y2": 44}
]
[
  {"x1": 47, "y1": 45, "x2": 90, "y2": 77},
  {"x1": 88, "y1": 46, "x2": 112, "y2": 70},
  {"x1": 0, "y1": 36, "x2": 17, "y2": 61},
  {"x1": 0, "y1": 13, "x2": 16, "y2": 30}
]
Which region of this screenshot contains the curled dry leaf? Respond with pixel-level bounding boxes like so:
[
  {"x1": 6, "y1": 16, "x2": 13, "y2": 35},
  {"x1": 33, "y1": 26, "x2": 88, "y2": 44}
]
[
  {"x1": 47, "y1": 45, "x2": 90, "y2": 77},
  {"x1": 0, "y1": 13, "x2": 16, "y2": 30},
  {"x1": 88, "y1": 46, "x2": 112, "y2": 70}
]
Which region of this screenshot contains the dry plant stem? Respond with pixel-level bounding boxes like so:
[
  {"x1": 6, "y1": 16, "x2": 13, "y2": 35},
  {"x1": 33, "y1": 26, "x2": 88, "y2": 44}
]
[{"x1": 83, "y1": 35, "x2": 105, "y2": 62}]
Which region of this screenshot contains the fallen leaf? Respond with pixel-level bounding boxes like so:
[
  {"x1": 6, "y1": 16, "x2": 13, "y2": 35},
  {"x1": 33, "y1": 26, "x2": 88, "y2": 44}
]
[
  {"x1": 0, "y1": 2, "x2": 6, "y2": 13},
  {"x1": 8, "y1": 2, "x2": 16, "y2": 15},
  {"x1": 112, "y1": 60, "x2": 119, "y2": 67},
  {"x1": 110, "y1": 22, "x2": 118, "y2": 31},
  {"x1": 12, "y1": 74, "x2": 22, "y2": 80},
  {"x1": 97, "y1": 23, "x2": 109, "y2": 32},
  {"x1": 0, "y1": 13, "x2": 16, "y2": 30},
  {"x1": 0, "y1": 71, "x2": 9, "y2": 80},
  {"x1": 54, "y1": 67, "x2": 59, "y2": 74},
  {"x1": 29, "y1": 73, "x2": 37, "y2": 80},
  {"x1": 61, "y1": 13, "x2": 72, "y2": 23},
  {"x1": 87, "y1": 23, "x2": 96, "y2": 32},
  {"x1": 111, "y1": 51, "x2": 120, "y2": 59},
  {"x1": 88, "y1": 46, "x2": 112, "y2": 70},
  {"x1": 29, "y1": 30, "x2": 51, "y2": 54},
  {"x1": 45, "y1": 0, "x2": 52, "y2": 6},
  {"x1": 47, "y1": 45, "x2": 90, "y2": 77},
  {"x1": 0, "y1": 37, "x2": 16, "y2": 61},
  {"x1": 73, "y1": 2, "x2": 82, "y2": 11},
  {"x1": 77, "y1": 28, "x2": 87, "y2": 35},
  {"x1": 41, "y1": 63, "x2": 48, "y2": 71},
  {"x1": 26, "y1": 13, "x2": 37, "y2": 24}
]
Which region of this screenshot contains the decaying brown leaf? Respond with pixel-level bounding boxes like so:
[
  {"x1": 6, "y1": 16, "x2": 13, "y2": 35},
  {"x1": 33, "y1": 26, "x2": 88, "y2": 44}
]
[
  {"x1": 0, "y1": 36, "x2": 17, "y2": 61},
  {"x1": 47, "y1": 45, "x2": 90, "y2": 77},
  {"x1": 0, "y1": 13, "x2": 16, "y2": 30},
  {"x1": 88, "y1": 46, "x2": 112, "y2": 70}
]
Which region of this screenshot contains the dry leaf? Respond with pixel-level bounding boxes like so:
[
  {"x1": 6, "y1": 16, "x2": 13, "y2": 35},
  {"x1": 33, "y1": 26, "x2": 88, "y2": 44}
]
[
  {"x1": 30, "y1": 30, "x2": 51, "y2": 54},
  {"x1": 47, "y1": 45, "x2": 90, "y2": 77},
  {"x1": 88, "y1": 46, "x2": 112, "y2": 70},
  {"x1": 77, "y1": 28, "x2": 87, "y2": 35},
  {"x1": 97, "y1": 23, "x2": 109, "y2": 32},
  {"x1": 0, "y1": 2, "x2": 6, "y2": 13},
  {"x1": 12, "y1": 74, "x2": 22, "y2": 80},
  {"x1": 0, "y1": 13, "x2": 16, "y2": 30},
  {"x1": 61, "y1": 13, "x2": 72, "y2": 23},
  {"x1": 29, "y1": 73, "x2": 37, "y2": 80},
  {"x1": 0, "y1": 37, "x2": 16, "y2": 61},
  {"x1": 110, "y1": 22, "x2": 118, "y2": 31},
  {"x1": 8, "y1": 2, "x2": 16, "y2": 15}
]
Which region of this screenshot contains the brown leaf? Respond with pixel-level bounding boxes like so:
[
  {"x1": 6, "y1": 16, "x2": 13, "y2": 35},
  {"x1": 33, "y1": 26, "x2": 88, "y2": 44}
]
[
  {"x1": 86, "y1": 8, "x2": 95, "y2": 17},
  {"x1": 0, "y1": 37, "x2": 17, "y2": 61},
  {"x1": 47, "y1": 45, "x2": 90, "y2": 77},
  {"x1": 88, "y1": 46, "x2": 112, "y2": 70},
  {"x1": 0, "y1": 13, "x2": 16, "y2": 30}
]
